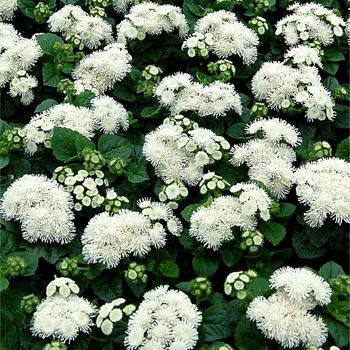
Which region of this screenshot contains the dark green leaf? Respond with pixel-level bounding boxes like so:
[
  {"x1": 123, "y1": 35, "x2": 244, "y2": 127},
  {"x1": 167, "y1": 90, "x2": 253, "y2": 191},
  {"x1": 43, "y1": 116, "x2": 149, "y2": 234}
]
[
  {"x1": 34, "y1": 99, "x2": 58, "y2": 113},
  {"x1": 319, "y1": 261, "x2": 345, "y2": 279},
  {"x1": 98, "y1": 134, "x2": 132, "y2": 160},
  {"x1": 159, "y1": 260, "x2": 180, "y2": 277},
  {"x1": 192, "y1": 256, "x2": 219, "y2": 277},
  {"x1": 260, "y1": 222, "x2": 286, "y2": 246}
]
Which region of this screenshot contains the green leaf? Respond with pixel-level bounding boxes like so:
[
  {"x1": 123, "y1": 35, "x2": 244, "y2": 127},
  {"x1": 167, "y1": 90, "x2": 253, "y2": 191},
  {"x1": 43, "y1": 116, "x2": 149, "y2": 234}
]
[
  {"x1": 73, "y1": 91, "x2": 95, "y2": 107},
  {"x1": 273, "y1": 203, "x2": 296, "y2": 217},
  {"x1": 113, "y1": 83, "x2": 136, "y2": 102},
  {"x1": 260, "y1": 222, "x2": 286, "y2": 246},
  {"x1": 323, "y1": 76, "x2": 339, "y2": 92},
  {"x1": 140, "y1": 106, "x2": 161, "y2": 118},
  {"x1": 98, "y1": 134, "x2": 132, "y2": 160},
  {"x1": 35, "y1": 34, "x2": 63, "y2": 55},
  {"x1": 335, "y1": 137, "x2": 350, "y2": 161},
  {"x1": 334, "y1": 105, "x2": 350, "y2": 128},
  {"x1": 10, "y1": 252, "x2": 38, "y2": 276},
  {"x1": 176, "y1": 281, "x2": 191, "y2": 292},
  {"x1": 42, "y1": 62, "x2": 62, "y2": 87},
  {"x1": 0, "y1": 229, "x2": 17, "y2": 256},
  {"x1": 17, "y1": 0, "x2": 35, "y2": 18},
  {"x1": 226, "y1": 123, "x2": 246, "y2": 139},
  {"x1": 319, "y1": 261, "x2": 345, "y2": 279},
  {"x1": 127, "y1": 162, "x2": 149, "y2": 183},
  {"x1": 159, "y1": 260, "x2": 180, "y2": 278},
  {"x1": 324, "y1": 317, "x2": 350, "y2": 347},
  {"x1": 51, "y1": 127, "x2": 95, "y2": 162},
  {"x1": 323, "y1": 62, "x2": 339, "y2": 75},
  {"x1": 0, "y1": 277, "x2": 9, "y2": 292},
  {"x1": 192, "y1": 255, "x2": 220, "y2": 277},
  {"x1": 220, "y1": 246, "x2": 242, "y2": 267},
  {"x1": 181, "y1": 204, "x2": 200, "y2": 222},
  {"x1": 292, "y1": 229, "x2": 327, "y2": 259},
  {"x1": 246, "y1": 277, "x2": 270, "y2": 298},
  {"x1": 0, "y1": 155, "x2": 9, "y2": 170},
  {"x1": 34, "y1": 99, "x2": 58, "y2": 113},
  {"x1": 324, "y1": 50, "x2": 345, "y2": 62},
  {"x1": 91, "y1": 273, "x2": 123, "y2": 302}
]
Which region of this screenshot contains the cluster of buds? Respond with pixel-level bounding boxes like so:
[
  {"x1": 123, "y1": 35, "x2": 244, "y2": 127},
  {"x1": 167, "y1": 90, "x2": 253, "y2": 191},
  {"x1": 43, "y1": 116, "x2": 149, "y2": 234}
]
[
  {"x1": 108, "y1": 157, "x2": 127, "y2": 176},
  {"x1": 46, "y1": 277, "x2": 80, "y2": 298},
  {"x1": 182, "y1": 32, "x2": 214, "y2": 58},
  {"x1": 307, "y1": 346, "x2": 340, "y2": 350},
  {"x1": 124, "y1": 262, "x2": 148, "y2": 284},
  {"x1": 242, "y1": 0, "x2": 273, "y2": 16},
  {"x1": 190, "y1": 276, "x2": 212, "y2": 302},
  {"x1": 329, "y1": 274, "x2": 350, "y2": 297},
  {"x1": 57, "y1": 78, "x2": 76, "y2": 97},
  {"x1": 86, "y1": 0, "x2": 111, "y2": 17},
  {"x1": 240, "y1": 230, "x2": 264, "y2": 254},
  {"x1": 4, "y1": 256, "x2": 27, "y2": 277},
  {"x1": 159, "y1": 179, "x2": 188, "y2": 204},
  {"x1": 164, "y1": 114, "x2": 198, "y2": 132},
  {"x1": 224, "y1": 270, "x2": 258, "y2": 300},
  {"x1": 0, "y1": 127, "x2": 25, "y2": 155},
  {"x1": 96, "y1": 298, "x2": 136, "y2": 335},
  {"x1": 58, "y1": 257, "x2": 81, "y2": 278},
  {"x1": 248, "y1": 17, "x2": 269, "y2": 35},
  {"x1": 65, "y1": 33, "x2": 85, "y2": 51},
  {"x1": 199, "y1": 172, "x2": 230, "y2": 195},
  {"x1": 200, "y1": 342, "x2": 235, "y2": 350},
  {"x1": 207, "y1": 59, "x2": 236, "y2": 82},
  {"x1": 137, "y1": 65, "x2": 163, "y2": 98},
  {"x1": 20, "y1": 294, "x2": 40, "y2": 314},
  {"x1": 82, "y1": 148, "x2": 106, "y2": 171},
  {"x1": 43, "y1": 341, "x2": 67, "y2": 350},
  {"x1": 104, "y1": 189, "x2": 129, "y2": 214},
  {"x1": 333, "y1": 86, "x2": 348, "y2": 101},
  {"x1": 52, "y1": 42, "x2": 84, "y2": 70},
  {"x1": 309, "y1": 141, "x2": 332, "y2": 160},
  {"x1": 306, "y1": 41, "x2": 324, "y2": 57},
  {"x1": 250, "y1": 102, "x2": 268, "y2": 119},
  {"x1": 33, "y1": 2, "x2": 53, "y2": 24}
]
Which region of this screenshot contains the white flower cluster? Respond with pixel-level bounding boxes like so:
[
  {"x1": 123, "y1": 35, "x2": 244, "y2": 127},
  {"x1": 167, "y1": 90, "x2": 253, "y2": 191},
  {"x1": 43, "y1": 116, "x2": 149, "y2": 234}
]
[
  {"x1": 247, "y1": 267, "x2": 331, "y2": 348},
  {"x1": 224, "y1": 269, "x2": 258, "y2": 300},
  {"x1": 231, "y1": 118, "x2": 300, "y2": 199},
  {"x1": 0, "y1": 0, "x2": 17, "y2": 21},
  {"x1": 0, "y1": 25, "x2": 42, "y2": 105},
  {"x1": 116, "y1": 2, "x2": 189, "y2": 44},
  {"x1": 276, "y1": 2, "x2": 345, "y2": 47},
  {"x1": 24, "y1": 96, "x2": 129, "y2": 154},
  {"x1": 82, "y1": 199, "x2": 182, "y2": 268},
  {"x1": 96, "y1": 298, "x2": 126, "y2": 335},
  {"x1": 284, "y1": 45, "x2": 322, "y2": 68},
  {"x1": 113, "y1": 0, "x2": 135, "y2": 13},
  {"x1": 143, "y1": 119, "x2": 231, "y2": 186},
  {"x1": 125, "y1": 285, "x2": 202, "y2": 350},
  {"x1": 32, "y1": 277, "x2": 96, "y2": 343},
  {"x1": 346, "y1": 18, "x2": 350, "y2": 45},
  {"x1": 48, "y1": 5, "x2": 113, "y2": 49},
  {"x1": 72, "y1": 43, "x2": 132, "y2": 95},
  {"x1": 199, "y1": 172, "x2": 230, "y2": 195},
  {"x1": 294, "y1": 158, "x2": 350, "y2": 227},
  {"x1": 0, "y1": 175, "x2": 75, "y2": 244},
  {"x1": 189, "y1": 182, "x2": 271, "y2": 249},
  {"x1": 155, "y1": 73, "x2": 242, "y2": 117},
  {"x1": 252, "y1": 62, "x2": 335, "y2": 121},
  {"x1": 182, "y1": 10, "x2": 259, "y2": 64}
]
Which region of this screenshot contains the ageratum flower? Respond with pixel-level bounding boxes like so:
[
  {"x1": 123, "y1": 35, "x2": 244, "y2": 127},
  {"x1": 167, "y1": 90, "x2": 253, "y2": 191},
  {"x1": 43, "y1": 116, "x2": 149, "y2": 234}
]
[
  {"x1": 0, "y1": 23, "x2": 21, "y2": 52},
  {"x1": 294, "y1": 158, "x2": 350, "y2": 227},
  {"x1": 284, "y1": 45, "x2": 323, "y2": 68},
  {"x1": 0, "y1": 0, "x2": 18, "y2": 21},
  {"x1": 124, "y1": 285, "x2": 202, "y2": 350},
  {"x1": 0, "y1": 175, "x2": 75, "y2": 244}
]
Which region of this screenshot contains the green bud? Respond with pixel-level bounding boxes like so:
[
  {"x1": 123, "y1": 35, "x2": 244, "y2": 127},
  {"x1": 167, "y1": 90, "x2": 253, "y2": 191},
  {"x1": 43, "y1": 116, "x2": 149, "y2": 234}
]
[
  {"x1": 82, "y1": 148, "x2": 106, "y2": 171},
  {"x1": 0, "y1": 127, "x2": 25, "y2": 155},
  {"x1": 34, "y1": 2, "x2": 52, "y2": 24},
  {"x1": 250, "y1": 102, "x2": 268, "y2": 119},
  {"x1": 108, "y1": 157, "x2": 126, "y2": 176},
  {"x1": 43, "y1": 340, "x2": 67, "y2": 350},
  {"x1": 20, "y1": 294, "x2": 40, "y2": 314},
  {"x1": 124, "y1": 262, "x2": 148, "y2": 284},
  {"x1": 59, "y1": 257, "x2": 80, "y2": 277},
  {"x1": 308, "y1": 141, "x2": 332, "y2": 160},
  {"x1": 190, "y1": 276, "x2": 212, "y2": 301},
  {"x1": 240, "y1": 231, "x2": 264, "y2": 254},
  {"x1": 6, "y1": 256, "x2": 27, "y2": 277}
]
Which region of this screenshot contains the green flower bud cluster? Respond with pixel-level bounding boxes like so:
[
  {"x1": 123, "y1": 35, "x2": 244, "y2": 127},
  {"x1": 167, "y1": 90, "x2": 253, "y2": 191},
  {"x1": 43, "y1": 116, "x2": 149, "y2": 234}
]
[
  {"x1": 249, "y1": 17, "x2": 269, "y2": 35},
  {"x1": 137, "y1": 65, "x2": 163, "y2": 98},
  {"x1": 58, "y1": 256, "x2": 81, "y2": 277},
  {"x1": 20, "y1": 294, "x2": 40, "y2": 314},
  {"x1": 46, "y1": 277, "x2": 80, "y2": 298},
  {"x1": 57, "y1": 78, "x2": 76, "y2": 97},
  {"x1": 185, "y1": 32, "x2": 213, "y2": 58},
  {"x1": 43, "y1": 341, "x2": 67, "y2": 350},
  {"x1": 207, "y1": 59, "x2": 235, "y2": 82},
  {"x1": 82, "y1": 148, "x2": 106, "y2": 171},
  {"x1": 199, "y1": 172, "x2": 230, "y2": 195},
  {"x1": 200, "y1": 342, "x2": 235, "y2": 350},
  {"x1": 108, "y1": 157, "x2": 127, "y2": 176},
  {"x1": 0, "y1": 127, "x2": 26, "y2": 155},
  {"x1": 124, "y1": 262, "x2": 148, "y2": 284},
  {"x1": 164, "y1": 114, "x2": 199, "y2": 132},
  {"x1": 86, "y1": 0, "x2": 110, "y2": 17},
  {"x1": 242, "y1": 0, "x2": 273, "y2": 15},
  {"x1": 159, "y1": 179, "x2": 188, "y2": 204},
  {"x1": 250, "y1": 102, "x2": 268, "y2": 119},
  {"x1": 309, "y1": 141, "x2": 332, "y2": 160},
  {"x1": 304, "y1": 41, "x2": 324, "y2": 57},
  {"x1": 65, "y1": 33, "x2": 85, "y2": 51},
  {"x1": 142, "y1": 65, "x2": 163, "y2": 82},
  {"x1": 240, "y1": 230, "x2": 264, "y2": 254},
  {"x1": 190, "y1": 276, "x2": 212, "y2": 301},
  {"x1": 224, "y1": 270, "x2": 258, "y2": 300},
  {"x1": 5, "y1": 256, "x2": 27, "y2": 277},
  {"x1": 96, "y1": 298, "x2": 135, "y2": 335},
  {"x1": 104, "y1": 189, "x2": 129, "y2": 214},
  {"x1": 52, "y1": 42, "x2": 84, "y2": 71},
  {"x1": 333, "y1": 86, "x2": 348, "y2": 101},
  {"x1": 330, "y1": 275, "x2": 350, "y2": 297},
  {"x1": 34, "y1": 2, "x2": 53, "y2": 24}
]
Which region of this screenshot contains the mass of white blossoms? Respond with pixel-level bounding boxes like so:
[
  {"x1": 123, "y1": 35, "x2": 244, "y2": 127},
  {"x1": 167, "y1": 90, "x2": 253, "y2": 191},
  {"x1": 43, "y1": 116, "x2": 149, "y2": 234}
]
[
  {"x1": 284, "y1": 45, "x2": 323, "y2": 68},
  {"x1": 0, "y1": 0, "x2": 18, "y2": 21},
  {"x1": 82, "y1": 199, "x2": 182, "y2": 268},
  {"x1": 247, "y1": 267, "x2": 331, "y2": 348},
  {"x1": 0, "y1": 175, "x2": 75, "y2": 244},
  {"x1": 155, "y1": 72, "x2": 242, "y2": 117},
  {"x1": 0, "y1": 27, "x2": 42, "y2": 105},
  {"x1": 189, "y1": 182, "x2": 272, "y2": 249},
  {"x1": 231, "y1": 118, "x2": 300, "y2": 199},
  {"x1": 48, "y1": 5, "x2": 113, "y2": 49},
  {"x1": 183, "y1": 10, "x2": 259, "y2": 64},
  {"x1": 72, "y1": 43, "x2": 132, "y2": 95},
  {"x1": 116, "y1": 2, "x2": 189, "y2": 44},
  {"x1": 113, "y1": 0, "x2": 135, "y2": 13},
  {"x1": 143, "y1": 118, "x2": 231, "y2": 186},
  {"x1": 276, "y1": 2, "x2": 345, "y2": 47},
  {"x1": 251, "y1": 62, "x2": 335, "y2": 121},
  {"x1": 294, "y1": 158, "x2": 350, "y2": 227},
  {"x1": 32, "y1": 277, "x2": 96, "y2": 343},
  {"x1": 124, "y1": 285, "x2": 202, "y2": 349}
]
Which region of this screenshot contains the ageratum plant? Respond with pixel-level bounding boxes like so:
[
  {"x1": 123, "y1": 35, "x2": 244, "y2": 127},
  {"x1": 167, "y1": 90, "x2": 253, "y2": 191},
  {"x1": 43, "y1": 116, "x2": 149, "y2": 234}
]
[{"x1": 0, "y1": 0, "x2": 349, "y2": 350}]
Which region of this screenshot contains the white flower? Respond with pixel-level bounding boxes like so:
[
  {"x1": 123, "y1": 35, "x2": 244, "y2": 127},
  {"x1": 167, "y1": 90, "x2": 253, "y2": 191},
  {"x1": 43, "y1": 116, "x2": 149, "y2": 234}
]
[
  {"x1": 294, "y1": 158, "x2": 350, "y2": 227},
  {"x1": 8, "y1": 73, "x2": 37, "y2": 105},
  {"x1": 284, "y1": 45, "x2": 323, "y2": 68},
  {"x1": 0, "y1": 23, "x2": 21, "y2": 52},
  {"x1": 0, "y1": 0, "x2": 18, "y2": 20},
  {"x1": 0, "y1": 175, "x2": 75, "y2": 244},
  {"x1": 125, "y1": 285, "x2": 202, "y2": 349},
  {"x1": 96, "y1": 299, "x2": 126, "y2": 335}
]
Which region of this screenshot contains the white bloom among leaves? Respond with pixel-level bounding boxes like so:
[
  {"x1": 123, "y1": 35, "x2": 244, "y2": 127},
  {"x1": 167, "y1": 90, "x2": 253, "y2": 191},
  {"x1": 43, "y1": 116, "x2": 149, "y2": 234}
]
[
  {"x1": 247, "y1": 267, "x2": 331, "y2": 348},
  {"x1": 0, "y1": 175, "x2": 75, "y2": 244},
  {"x1": 31, "y1": 277, "x2": 96, "y2": 343},
  {"x1": 82, "y1": 200, "x2": 182, "y2": 268},
  {"x1": 294, "y1": 158, "x2": 350, "y2": 227},
  {"x1": 284, "y1": 45, "x2": 323, "y2": 68},
  {"x1": 0, "y1": 0, "x2": 18, "y2": 21},
  {"x1": 124, "y1": 285, "x2": 202, "y2": 349}
]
